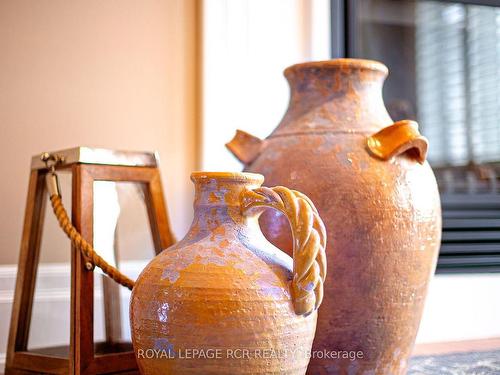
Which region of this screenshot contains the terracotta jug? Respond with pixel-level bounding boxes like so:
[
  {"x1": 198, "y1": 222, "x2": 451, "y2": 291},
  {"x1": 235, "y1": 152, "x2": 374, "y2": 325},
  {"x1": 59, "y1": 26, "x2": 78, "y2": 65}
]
[
  {"x1": 226, "y1": 59, "x2": 442, "y2": 374},
  {"x1": 130, "y1": 172, "x2": 327, "y2": 374}
]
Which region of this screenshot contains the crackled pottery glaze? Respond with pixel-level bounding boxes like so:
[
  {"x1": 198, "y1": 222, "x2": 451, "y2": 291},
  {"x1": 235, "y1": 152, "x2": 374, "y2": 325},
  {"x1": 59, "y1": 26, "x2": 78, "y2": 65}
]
[
  {"x1": 130, "y1": 172, "x2": 327, "y2": 374},
  {"x1": 227, "y1": 59, "x2": 442, "y2": 374}
]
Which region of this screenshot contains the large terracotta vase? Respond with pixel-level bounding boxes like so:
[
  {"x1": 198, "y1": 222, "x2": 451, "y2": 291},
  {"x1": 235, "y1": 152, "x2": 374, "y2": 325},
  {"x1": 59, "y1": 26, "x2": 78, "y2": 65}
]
[
  {"x1": 130, "y1": 172, "x2": 327, "y2": 374},
  {"x1": 226, "y1": 59, "x2": 442, "y2": 374}
]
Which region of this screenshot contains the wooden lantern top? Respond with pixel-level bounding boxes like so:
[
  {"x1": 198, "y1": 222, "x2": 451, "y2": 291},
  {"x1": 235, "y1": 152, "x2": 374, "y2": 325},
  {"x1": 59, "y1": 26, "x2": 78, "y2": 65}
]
[{"x1": 31, "y1": 146, "x2": 159, "y2": 170}]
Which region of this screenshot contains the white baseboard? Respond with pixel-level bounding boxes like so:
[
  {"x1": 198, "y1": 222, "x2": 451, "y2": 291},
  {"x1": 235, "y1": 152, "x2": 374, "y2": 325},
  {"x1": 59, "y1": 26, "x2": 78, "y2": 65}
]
[{"x1": 417, "y1": 273, "x2": 500, "y2": 343}]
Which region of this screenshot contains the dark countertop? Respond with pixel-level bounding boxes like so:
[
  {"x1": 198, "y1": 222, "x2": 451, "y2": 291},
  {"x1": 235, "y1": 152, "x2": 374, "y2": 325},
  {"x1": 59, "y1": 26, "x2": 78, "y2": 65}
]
[{"x1": 409, "y1": 349, "x2": 500, "y2": 374}]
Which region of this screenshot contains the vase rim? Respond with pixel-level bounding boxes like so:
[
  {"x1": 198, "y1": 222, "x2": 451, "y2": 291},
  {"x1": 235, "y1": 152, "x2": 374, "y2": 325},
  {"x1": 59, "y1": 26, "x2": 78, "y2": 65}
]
[
  {"x1": 191, "y1": 171, "x2": 264, "y2": 184},
  {"x1": 285, "y1": 58, "x2": 388, "y2": 76}
]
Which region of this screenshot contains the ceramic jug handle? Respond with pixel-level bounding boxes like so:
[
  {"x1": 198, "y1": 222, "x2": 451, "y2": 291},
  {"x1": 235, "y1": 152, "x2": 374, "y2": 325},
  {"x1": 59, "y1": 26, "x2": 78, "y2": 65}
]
[
  {"x1": 226, "y1": 130, "x2": 264, "y2": 165},
  {"x1": 366, "y1": 120, "x2": 428, "y2": 164},
  {"x1": 240, "y1": 186, "x2": 327, "y2": 317}
]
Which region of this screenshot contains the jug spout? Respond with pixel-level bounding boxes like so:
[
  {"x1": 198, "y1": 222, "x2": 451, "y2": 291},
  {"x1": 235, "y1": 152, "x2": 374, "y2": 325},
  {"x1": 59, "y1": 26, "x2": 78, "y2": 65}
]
[{"x1": 226, "y1": 130, "x2": 264, "y2": 165}]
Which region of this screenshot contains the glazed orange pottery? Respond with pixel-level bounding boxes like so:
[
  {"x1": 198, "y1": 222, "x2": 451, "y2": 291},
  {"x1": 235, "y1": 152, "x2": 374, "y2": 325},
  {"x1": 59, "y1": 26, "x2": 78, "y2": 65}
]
[
  {"x1": 130, "y1": 172, "x2": 327, "y2": 374},
  {"x1": 227, "y1": 59, "x2": 442, "y2": 374}
]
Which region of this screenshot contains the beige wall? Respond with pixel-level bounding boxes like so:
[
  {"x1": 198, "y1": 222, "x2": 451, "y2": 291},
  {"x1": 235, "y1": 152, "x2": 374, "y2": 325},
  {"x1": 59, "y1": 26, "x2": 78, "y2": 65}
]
[{"x1": 0, "y1": 0, "x2": 200, "y2": 264}]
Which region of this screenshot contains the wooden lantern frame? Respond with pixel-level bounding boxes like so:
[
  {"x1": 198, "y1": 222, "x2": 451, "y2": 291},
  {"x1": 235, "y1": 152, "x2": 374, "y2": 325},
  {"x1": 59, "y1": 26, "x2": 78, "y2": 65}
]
[{"x1": 6, "y1": 147, "x2": 175, "y2": 374}]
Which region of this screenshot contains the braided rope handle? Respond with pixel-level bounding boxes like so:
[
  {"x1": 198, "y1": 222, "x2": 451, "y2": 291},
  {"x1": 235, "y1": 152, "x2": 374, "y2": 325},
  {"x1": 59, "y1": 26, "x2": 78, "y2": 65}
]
[
  {"x1": 240, "y1": 186, "x2": 327, "y2": 316},
  {"x1": 46, "y1": 172, "x2": 135, "y2": 290}
]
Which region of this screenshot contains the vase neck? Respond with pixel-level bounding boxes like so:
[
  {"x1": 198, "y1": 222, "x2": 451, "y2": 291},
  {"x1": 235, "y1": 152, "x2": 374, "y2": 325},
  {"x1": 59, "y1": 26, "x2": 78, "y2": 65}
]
[
  {"x1": 271, "y1": 59, "x2": 393, "y2": 136},
  {"x1": 189, "y1": 172, "x2": 263, "y2": 233}
]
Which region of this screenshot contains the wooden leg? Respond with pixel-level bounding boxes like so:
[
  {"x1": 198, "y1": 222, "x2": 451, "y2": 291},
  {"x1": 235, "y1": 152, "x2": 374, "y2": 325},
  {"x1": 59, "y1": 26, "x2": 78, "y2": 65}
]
[
  {"x1": 144, "y1": 171, "x2": 175, "y2": 254},
  {"x1": 71, "y1": 165, "x2": 95, "y2": 374},
  {"x1": 6, "y1": 170, "x2": 47, "y2": 371}
]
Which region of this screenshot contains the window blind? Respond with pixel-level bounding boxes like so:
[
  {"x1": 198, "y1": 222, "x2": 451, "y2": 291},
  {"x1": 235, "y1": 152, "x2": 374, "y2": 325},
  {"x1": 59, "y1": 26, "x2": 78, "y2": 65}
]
[{"x1": 416, "y1": 1, "x2": 500, "y2": 167}]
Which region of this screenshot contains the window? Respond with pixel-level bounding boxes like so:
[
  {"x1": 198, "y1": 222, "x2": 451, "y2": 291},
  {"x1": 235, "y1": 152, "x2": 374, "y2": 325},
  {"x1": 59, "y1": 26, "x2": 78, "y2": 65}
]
[
  {"x1": 416, "y1": 2, "x2": 500, "y2": 166},
  {"x1": 335, "y1": 0, "x2": 500, "y2": 272}
]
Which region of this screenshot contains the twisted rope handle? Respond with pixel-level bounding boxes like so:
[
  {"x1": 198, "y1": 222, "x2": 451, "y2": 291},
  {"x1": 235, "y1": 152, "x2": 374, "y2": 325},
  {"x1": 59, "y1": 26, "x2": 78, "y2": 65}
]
[
  {"x1": 240, "y1": 186, "x2": 327, "y2": 316},
  {"x1": 46, "y1": 172, "x2": 135, "y2": 290}
]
